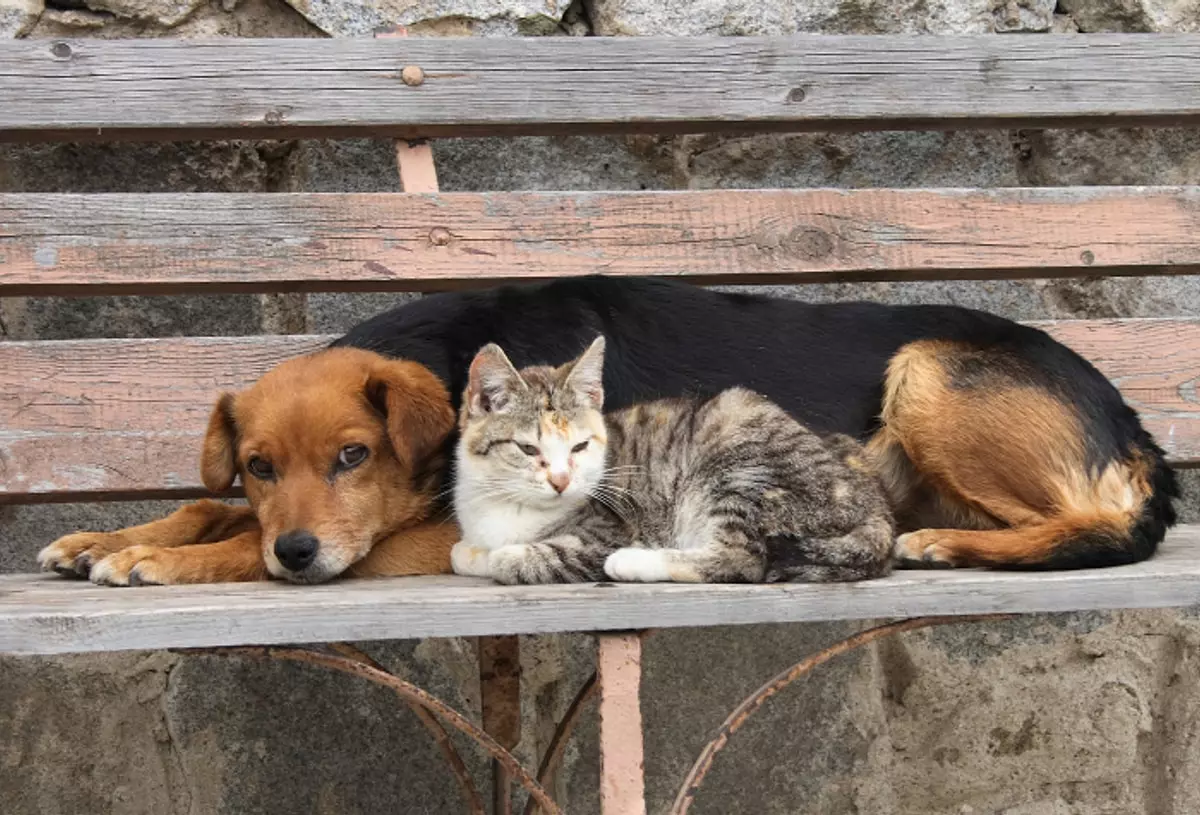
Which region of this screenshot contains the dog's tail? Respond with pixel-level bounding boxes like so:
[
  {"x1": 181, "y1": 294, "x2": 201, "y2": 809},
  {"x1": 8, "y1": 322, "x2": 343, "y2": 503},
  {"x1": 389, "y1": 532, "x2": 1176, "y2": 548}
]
[{"x1": 1027, "y1": 433, "x2": 1178, "y2": 570}]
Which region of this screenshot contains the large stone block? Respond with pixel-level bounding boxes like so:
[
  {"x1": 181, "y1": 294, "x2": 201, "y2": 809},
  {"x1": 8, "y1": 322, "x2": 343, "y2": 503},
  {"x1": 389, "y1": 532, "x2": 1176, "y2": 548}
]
[
  {"x1": 587, "y1": 0, "x2": 1056, "y2": 36},
  {"x1": 283, "y1": 0, "x2": 574, "y2": 36},
  {"x1": 28, "y1": 0, "x2": 320, "y2": 36},
  {"x1": 1059, "y1": 0, "x2": 1200, "y2": 32},
  {"x1": 0, "y1": 0, "x2": 41, "y2": 37}
]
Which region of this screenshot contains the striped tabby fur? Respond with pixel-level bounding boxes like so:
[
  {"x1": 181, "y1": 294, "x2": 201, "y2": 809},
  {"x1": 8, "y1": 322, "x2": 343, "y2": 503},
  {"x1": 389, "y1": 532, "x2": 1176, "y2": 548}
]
[{"x1": 451, "y1": 337, "x2": 894, "y2": 585}]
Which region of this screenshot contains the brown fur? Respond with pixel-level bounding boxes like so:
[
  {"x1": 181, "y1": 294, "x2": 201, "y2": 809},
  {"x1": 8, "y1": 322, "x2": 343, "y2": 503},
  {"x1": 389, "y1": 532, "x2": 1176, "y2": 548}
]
[
  {"x1": 876, "y1": 340, "x2": 1152, "y2": 567},
  {"x1": 40, "y1": 348, "x2": 458, "y2": 585}
]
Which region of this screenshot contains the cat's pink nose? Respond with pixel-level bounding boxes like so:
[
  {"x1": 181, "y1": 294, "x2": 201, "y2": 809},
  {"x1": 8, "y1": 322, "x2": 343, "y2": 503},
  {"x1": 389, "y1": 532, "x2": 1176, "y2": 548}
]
[{"x1": 548, "y1": 472, "x2": 571, "y2": 494}]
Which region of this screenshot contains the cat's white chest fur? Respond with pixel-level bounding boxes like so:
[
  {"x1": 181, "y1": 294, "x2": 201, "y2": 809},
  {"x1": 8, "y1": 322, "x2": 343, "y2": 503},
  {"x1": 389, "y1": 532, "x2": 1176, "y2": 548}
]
[{"x1": 452, "y1": 484, "x2": 568, "y2": 576}]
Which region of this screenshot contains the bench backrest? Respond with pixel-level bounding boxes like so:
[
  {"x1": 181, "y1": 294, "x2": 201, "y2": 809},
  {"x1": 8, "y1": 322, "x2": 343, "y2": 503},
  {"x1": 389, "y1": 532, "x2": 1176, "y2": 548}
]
[{"x1": 3, "y1": 34, "x2": 1200, "y2": 506}]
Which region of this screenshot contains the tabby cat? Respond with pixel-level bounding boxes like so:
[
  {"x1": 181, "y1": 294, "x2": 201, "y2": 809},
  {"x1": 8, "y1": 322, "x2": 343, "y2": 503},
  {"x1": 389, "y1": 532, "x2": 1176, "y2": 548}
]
[{"x1": 451, "y1": 337, "x2": 894, "y2": 585}]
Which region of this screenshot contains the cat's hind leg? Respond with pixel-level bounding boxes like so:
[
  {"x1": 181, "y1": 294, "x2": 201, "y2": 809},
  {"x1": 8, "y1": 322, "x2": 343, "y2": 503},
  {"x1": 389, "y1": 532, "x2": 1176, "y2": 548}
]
[{"x1": 762, "y1": 515, "x2": 895, "y2": 583}]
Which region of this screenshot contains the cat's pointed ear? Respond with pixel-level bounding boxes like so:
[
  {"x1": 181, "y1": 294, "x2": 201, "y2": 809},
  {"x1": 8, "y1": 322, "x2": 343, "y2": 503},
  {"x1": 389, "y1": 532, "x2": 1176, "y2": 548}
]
[
  {"x1": 467, "y1": 343, "x2": 525, "y2": 416},
  {"x1": 565, "y1": 336, "x2": 605, "y2": 411}
]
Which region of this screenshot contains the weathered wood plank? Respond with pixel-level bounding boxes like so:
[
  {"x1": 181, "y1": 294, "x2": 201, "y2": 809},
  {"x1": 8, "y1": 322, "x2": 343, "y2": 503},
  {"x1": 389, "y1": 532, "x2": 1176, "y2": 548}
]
[
  {"x1": 5, "y1": 187, "x2": 1200, "y2": 295},
  {"x1": 0, "y1": 319, "x2": 1196, "y2": 503},
  {"x1": 4, "y1": 525, "x2": 1200, "y2": 655},
  {"x1": 1039, "y1": 320, "x2": 1200, "y2": 454},
  {"x1": 0, "y1": 336, "x2": 330, "y2": 502},
  {"x1": 3, "y1": 35, "x2": 1200, "y2": 142}
]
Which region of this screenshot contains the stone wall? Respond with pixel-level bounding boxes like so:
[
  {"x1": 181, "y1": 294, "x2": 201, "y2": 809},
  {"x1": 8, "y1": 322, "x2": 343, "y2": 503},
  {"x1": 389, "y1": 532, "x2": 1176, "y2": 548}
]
[{"x1": 4, "y1": 1, "x2": 1200, "y2": 813}]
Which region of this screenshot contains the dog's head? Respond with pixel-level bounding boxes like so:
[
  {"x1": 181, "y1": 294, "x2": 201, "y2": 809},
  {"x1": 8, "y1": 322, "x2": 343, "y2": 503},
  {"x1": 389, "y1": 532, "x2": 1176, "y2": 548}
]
[{"x1": 200, "y1": 348, "x2": 455, "y2": 583}]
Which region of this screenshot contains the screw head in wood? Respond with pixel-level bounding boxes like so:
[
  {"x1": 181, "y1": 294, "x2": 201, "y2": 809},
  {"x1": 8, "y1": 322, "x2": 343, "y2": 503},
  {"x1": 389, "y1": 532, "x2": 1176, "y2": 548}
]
[
  {"x1": 401, "y1": 65, "x2": 425, "y2": 86},
  {"x1": 429, "y1": 227, "x2": 452, "y2": 246},
  {"x1": 50, "y1": 42, "x2": 72, "y2": 60}
]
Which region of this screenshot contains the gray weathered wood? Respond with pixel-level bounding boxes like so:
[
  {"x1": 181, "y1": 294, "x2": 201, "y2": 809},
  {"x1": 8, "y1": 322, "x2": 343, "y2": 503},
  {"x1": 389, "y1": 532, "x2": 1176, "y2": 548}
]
[
  {"x1": 3, "y1": 35, "x2": 1200, "y2": 141},
  {"x1": 5, "y1": 187, "x2": 1200, "y2": 295},
  {"x1": 4, "y1": 525, "x2": 1200, "y2": 655}
]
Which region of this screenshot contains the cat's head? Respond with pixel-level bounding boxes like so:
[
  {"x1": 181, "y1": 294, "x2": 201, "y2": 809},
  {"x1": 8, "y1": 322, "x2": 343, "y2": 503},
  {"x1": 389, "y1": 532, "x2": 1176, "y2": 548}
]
[{"x1": 457, "y1": 336, "x2": 608, "y2": 507}]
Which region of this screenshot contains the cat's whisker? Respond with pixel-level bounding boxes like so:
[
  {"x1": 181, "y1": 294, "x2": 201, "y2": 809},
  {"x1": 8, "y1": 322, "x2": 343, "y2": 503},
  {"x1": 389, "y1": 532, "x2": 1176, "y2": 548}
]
[{"x1": 589, "y1": 485, "x2": 637, "y2": 520}]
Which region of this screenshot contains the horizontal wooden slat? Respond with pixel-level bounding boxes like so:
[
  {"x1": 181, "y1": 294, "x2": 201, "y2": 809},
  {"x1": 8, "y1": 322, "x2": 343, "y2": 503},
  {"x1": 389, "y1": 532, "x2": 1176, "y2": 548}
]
[
  {"x1": 0, "y1": 319, "x2": 1197, "y2": 503},
  {"x1": 4, "y1": 526, "x2": 1200, "y2": 655},
  {"x1": 5, "y1": 187, "x2": 1200, "y2": 295},
  {"x1": 3, "y1": 35, "x2": 1200, "y2": 142},
  {"x1": 0, "y1": 336, "x2": 330, "y2": 502}
]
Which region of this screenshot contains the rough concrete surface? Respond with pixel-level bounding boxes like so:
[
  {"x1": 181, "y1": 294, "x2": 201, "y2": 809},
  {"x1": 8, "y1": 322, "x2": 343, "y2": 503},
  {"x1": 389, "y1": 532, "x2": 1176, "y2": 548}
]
[{"x1": 7, "y1": 0, "x2": 1200, "y2": 812}]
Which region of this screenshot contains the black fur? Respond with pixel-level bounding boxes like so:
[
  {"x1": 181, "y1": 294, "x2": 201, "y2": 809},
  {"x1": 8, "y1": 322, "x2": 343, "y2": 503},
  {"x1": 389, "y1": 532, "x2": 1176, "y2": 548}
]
[{"x1": 334, "y1": 276, "x2": 1177, "y2": 564}]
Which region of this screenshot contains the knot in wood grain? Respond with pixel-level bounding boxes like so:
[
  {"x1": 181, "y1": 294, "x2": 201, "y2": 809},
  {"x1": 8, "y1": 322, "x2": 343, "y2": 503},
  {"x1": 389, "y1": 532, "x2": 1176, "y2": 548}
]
[
  {"x1": 787, "y1": 226, "x2": 834, "y2": 260},
  {"x1": 50, "y1": 42, "x2": 73, "y2": 60},
  {"x1": 401, "y1": 65, "x2": 425, "y2": 87},
  {"x1": 429, "y1": 227, "x2": 452, "y2": 246}
]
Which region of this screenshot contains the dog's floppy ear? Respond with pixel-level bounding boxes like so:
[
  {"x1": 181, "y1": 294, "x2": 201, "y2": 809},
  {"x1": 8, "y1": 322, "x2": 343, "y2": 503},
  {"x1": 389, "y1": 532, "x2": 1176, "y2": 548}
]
[
  {"x1": 367, "y1": 359, "x2": 456, "y2": 470},
  {"x1": 201, "y1": 392, "x2": 239, "y2": 491}
]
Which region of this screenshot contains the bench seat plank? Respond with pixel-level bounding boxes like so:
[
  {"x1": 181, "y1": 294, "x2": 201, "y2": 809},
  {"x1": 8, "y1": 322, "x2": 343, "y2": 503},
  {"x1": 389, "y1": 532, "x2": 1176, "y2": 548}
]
[
  {"x1": 0, "y1": 319, "x2": 1197, "y2": 502},
  {"x1": 4, "y1": 35, "x2": 1200, "y2": 141},
  {"x1": 4, "y1": 188, "x2": 1200, "y2": 295},
  {"x1": 3, "y1": 524, "x2": 1200, "y2": 655}
]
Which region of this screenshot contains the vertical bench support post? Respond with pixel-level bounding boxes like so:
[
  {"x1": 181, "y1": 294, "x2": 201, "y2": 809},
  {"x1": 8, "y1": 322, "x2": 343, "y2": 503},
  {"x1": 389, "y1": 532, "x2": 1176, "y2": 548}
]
[{"x1": 598, "y1": 632, "x2": 647, "y2": 815}]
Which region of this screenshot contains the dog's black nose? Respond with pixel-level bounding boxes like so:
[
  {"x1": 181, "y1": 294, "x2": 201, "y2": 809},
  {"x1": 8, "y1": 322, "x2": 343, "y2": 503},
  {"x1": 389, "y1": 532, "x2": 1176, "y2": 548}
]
[{"x1": 274, "y1": 531, "x2": 319, "y2": 572}]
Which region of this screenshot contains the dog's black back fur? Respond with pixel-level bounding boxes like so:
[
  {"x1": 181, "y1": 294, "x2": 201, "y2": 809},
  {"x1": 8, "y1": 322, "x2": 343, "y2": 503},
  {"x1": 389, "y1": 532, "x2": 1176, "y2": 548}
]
[
  {"x1": 337, "y1": 277, "x2": 1125, "y2": 435},
  {"x1": 335, "y1": 275, "x2": 1177, "y2": 564}
]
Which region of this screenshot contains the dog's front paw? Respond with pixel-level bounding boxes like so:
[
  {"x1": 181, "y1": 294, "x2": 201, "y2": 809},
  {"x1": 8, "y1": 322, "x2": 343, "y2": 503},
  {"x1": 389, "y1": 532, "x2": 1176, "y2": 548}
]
[
  {"x1": 450, "y1": 541, "x2": 492, "y2": 577},
  {"x1": 90, "y1": 546, "x2": 180, "y2": 587},
  {"x1": 892, "y1": 531, "x2": 956, "y2": 569},
  {"x1": 604, "y1": 548, "x2": 670, "y2": 582},
  {"x1": 38, "y1": 532, "x2": 132, "y2": 578}
]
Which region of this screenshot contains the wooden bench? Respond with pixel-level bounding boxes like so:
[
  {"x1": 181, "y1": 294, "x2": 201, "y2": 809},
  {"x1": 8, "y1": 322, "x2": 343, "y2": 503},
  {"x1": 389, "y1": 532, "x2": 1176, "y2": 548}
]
[{"x1": 4, "y1": 33, "x2": 1200, "y2": 814}]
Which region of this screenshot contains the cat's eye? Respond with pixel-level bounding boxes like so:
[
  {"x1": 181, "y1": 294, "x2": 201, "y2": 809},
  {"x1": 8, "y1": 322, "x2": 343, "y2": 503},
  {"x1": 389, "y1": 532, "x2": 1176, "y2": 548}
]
[
  {"x1": 246, "y1": 456, "x2": 275, "y2": 480},
  {"x1": 571, "y1": 440, "x2": 590, "y2": 453},
  {"x1": 516, "y1": 442, "x2": 540, "y2": 456},
  {"x1": 336, "y1": 444, "x2": 369, "y2": 472}
]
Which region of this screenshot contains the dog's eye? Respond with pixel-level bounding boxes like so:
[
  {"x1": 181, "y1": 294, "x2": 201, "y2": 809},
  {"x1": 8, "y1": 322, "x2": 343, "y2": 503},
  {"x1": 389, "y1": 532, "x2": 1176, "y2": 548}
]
[
  {"x1": 246, "y1": 456, "x2": 275, "y2": 480},
  {"x1": 571, "y1": 440, "x2": 589, "y2": 453},
  {"x1": 337, "y1": 444, "x2": 369, "y2": 471},
  {"x1": 516, "y1": 442, "x2": 540, "y2": 456}
]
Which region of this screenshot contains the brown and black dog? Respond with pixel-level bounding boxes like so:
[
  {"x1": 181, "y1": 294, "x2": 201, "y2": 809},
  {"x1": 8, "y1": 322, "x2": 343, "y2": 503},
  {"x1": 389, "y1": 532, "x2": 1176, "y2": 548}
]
[{"x1": 39, "y1": 276, "x2": 1177, "y2": 585}]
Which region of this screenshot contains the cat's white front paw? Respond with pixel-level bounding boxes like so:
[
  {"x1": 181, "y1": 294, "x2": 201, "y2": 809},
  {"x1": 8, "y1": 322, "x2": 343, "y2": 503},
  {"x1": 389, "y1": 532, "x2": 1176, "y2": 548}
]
[
  {"x1": 451, "y1": 541, "x2": 492, "y2": 577},
  {"x1": 604, "y1": 548, "x2": 671, "y2": 582}
]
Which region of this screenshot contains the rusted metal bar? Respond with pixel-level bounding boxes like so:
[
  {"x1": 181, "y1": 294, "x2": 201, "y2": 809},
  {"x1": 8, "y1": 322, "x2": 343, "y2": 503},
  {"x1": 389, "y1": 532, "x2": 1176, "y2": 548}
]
[
  {"x1": 480, "y1": 635, "x2": 523, "y2": 815},
  {"x1": 598, "y1": 632, "x2": 647, "y2": 815},
  {"x1": 670, "y1": 614, "x2": 1014, "y2": 814},
  {"x1": 203, "y1": 645, "x2": 562, "y2": 815},
  {"x1": 330, "y1": 643, "x2": 485, "y2": 815}
]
